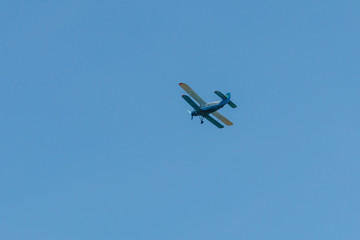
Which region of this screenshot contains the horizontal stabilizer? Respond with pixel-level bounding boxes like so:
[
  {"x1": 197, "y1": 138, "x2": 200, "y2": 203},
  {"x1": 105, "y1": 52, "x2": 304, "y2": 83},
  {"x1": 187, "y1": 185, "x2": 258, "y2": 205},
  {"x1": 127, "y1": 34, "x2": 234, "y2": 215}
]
[
  {"x1": 228, "y1": 101, "x2": 237, "y2": 108},
  {"x1": 215, "y1": 91, "x2": 237, "y2": 108},
  {"x1": 214, "y1": 91, "x2": 227, "y2": 100}
]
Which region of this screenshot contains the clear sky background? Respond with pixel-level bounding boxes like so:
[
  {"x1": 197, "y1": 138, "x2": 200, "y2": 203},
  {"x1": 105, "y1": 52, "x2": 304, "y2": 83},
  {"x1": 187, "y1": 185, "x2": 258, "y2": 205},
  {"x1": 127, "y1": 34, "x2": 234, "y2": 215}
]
[{"x1": 1, "y1": 1, "x2": 360, "y2": 239}]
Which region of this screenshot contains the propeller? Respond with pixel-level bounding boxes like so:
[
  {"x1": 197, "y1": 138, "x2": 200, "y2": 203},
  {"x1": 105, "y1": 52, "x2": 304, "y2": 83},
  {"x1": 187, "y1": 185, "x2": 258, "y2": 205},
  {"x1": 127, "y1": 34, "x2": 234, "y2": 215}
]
[{"x1": 187, "y1": 110, "x2": 193, "y2": 120}]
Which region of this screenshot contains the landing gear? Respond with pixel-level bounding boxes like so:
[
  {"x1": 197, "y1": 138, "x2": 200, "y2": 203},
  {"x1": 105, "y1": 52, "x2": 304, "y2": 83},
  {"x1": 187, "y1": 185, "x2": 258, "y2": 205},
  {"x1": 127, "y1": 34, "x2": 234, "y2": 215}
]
[{"x1": 200, "y1": 116, "x2": 204, "y2": 124}]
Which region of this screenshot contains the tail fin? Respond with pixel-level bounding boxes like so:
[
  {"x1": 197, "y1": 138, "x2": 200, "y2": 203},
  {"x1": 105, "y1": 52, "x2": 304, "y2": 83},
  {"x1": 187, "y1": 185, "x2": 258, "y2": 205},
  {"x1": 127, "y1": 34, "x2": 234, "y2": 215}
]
[
  {"x1": 215, "y1": 91, "x2": 237, "y2": 108},
  {"x1": 225, "y1": 92, "x2": 237, "y2": 108}
]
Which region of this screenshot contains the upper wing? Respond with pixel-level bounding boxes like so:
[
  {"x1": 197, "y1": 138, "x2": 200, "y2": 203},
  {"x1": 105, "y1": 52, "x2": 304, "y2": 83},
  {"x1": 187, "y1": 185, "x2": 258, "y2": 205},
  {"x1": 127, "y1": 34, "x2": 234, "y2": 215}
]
[
  {"x1": 182, "y1": 95, "x2": 200, "y2": 110},
  {"x1": 205, "y1": 115, "x2": 224, "y2": 128},
  {"x1": 211, "y1": 111, "x2": 233, "y2": 126},
  {"x1": 179, "y1": 83, "x2": 206, "y2": 106}
]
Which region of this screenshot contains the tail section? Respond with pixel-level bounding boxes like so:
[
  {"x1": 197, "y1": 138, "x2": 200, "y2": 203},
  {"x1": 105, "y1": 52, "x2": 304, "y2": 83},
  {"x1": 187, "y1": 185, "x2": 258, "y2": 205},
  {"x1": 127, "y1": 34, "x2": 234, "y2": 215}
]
[
  {"x1": 228, "y1": 99, "x2": 237, "y2": 108},
  {"x1": 214, "y1": 91, "x2": 237, "y2": 108},
  {"x1": 214, "y1": 91, "x2": 228, "y2": 100}
]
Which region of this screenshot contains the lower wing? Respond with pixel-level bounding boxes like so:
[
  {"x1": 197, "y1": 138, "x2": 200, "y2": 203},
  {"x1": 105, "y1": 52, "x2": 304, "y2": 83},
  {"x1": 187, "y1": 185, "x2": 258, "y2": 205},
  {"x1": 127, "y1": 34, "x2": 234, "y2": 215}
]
[
  {"x1": 181, "y1": 95, "x2": 201, "y2": 110},
  {"x1": 205, "y1": 115, "x2": 224, "y2": 128},
  {"x1": 211, "y1": 111, "x2": 233, "y2": 126}
]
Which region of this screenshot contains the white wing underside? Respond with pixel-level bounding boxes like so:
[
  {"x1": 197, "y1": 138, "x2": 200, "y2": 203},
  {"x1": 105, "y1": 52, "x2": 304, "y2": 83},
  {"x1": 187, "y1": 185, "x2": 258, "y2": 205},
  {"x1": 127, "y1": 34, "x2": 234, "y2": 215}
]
[
  {"x1": 179, "y1": 83, "x2": 206, "y2": 106},
  {"x1": 212, "y1": 111, "x2": 233, "y2": 126}
]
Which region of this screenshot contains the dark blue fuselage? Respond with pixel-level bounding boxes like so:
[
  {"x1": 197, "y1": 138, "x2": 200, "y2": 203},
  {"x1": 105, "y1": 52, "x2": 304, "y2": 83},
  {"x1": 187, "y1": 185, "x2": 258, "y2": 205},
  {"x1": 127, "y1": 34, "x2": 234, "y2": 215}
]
[{"x1": 192, "y1": 98, "x2": 230, "y2": 117}]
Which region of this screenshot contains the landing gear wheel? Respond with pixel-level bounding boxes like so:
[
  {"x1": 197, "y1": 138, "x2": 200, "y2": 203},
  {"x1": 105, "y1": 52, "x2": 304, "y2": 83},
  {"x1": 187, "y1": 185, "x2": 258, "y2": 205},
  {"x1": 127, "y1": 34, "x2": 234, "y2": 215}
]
[{"x1": 198, "y1": 116, "x2": 205, "y2": 124}]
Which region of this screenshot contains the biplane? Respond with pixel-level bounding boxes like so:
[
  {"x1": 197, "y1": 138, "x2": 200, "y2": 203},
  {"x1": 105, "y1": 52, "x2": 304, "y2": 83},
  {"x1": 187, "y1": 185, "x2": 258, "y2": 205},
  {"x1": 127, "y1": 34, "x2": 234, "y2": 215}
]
[{"x1": 179, "y1": 83, "x2": 237, "y2": 128}]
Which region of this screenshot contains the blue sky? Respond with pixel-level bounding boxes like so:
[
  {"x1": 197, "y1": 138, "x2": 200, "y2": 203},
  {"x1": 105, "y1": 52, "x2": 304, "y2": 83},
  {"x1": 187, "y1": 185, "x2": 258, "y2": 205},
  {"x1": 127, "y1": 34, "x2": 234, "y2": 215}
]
[{"x1": 1, "y1": 1, "x2": 360, "y2": 239}]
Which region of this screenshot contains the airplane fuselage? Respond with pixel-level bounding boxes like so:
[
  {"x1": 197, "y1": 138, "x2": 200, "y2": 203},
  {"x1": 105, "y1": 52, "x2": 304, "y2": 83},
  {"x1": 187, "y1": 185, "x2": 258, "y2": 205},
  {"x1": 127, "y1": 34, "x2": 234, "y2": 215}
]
[{"x1": 191, "y1": 98, "x2": 230, "y2": 117}]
